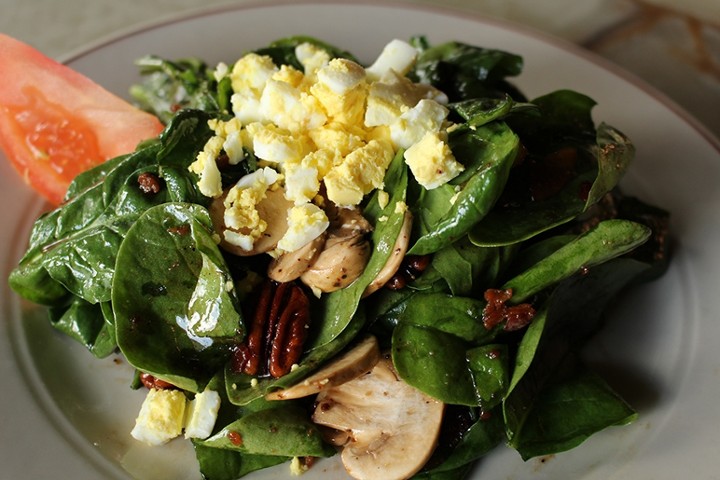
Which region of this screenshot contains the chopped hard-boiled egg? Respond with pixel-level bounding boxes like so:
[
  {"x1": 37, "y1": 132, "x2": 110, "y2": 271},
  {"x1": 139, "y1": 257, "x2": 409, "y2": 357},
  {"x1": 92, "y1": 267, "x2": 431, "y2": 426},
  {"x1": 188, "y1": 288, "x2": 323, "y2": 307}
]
[
  {"x1": 131, "y1": 388, "x2": 187, "y2": 446},
  {"x1": 277, "y1": 203, "x2": 330, "y2": 253},
  {"x1": 311, "y1": 59, "x2": 368, "y2": 126},
  {"x1": 249, "y1": 123, "x2": 307, "y2": 164},
  {"x1": 230, "y1": 53, "x2": 278, "y2": 94},
  {"x1": 184, "y1": 389, "x2": 222, "y2": 440},
  {"x1": 390, "y1": 98, "x2": 449, "y2": 149},
  {"x1": 404, "y1": 131, "x2": 464, "y2": 189},
  {"x1": 295, "y1": 42, "x2": 331, "y2": 77},
  {"x1": 192, "y1": 39, "x2": 464, "y2": 254},
  {"x1": 190, "y1": 136, "x2": 224, "y2": 198},
  {"x1": 223, "y1": 167, "x2": 280, "y2": 250},
  {"x1": 131, "y1": 387, "x2": 221, "y2": 446},
  {"x1": 324, "y1": 139, "x2": 394, "y2": 206},
  {"x1": 364, "y1": 72, "x2": 447, "y2": 129},
  {"x1": 365, "y1": 39, "x2": 418, "y2": 81}
]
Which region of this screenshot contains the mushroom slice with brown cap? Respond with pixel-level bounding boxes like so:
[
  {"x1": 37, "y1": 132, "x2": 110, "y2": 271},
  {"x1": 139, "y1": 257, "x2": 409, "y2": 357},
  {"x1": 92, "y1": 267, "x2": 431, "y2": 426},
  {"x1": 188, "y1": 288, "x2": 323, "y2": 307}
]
[
  {"x1": 209, "y1": 187, "x2": 293, "y2": 257},
  {"x1": 265, "y1": 335, "x2": 380, "y2": 401},
  {"x1": 300, "y1": 206, "x2": 372, "y2": 293},
  {"x1": 267, "y1": 231, "x2": 327, "y2": 283},
  {"x1": 363, "y1": 210, "x2": 413, "y2": 297},
  {"x1": 312, "y1": 356, "x2": 444, "y2": 480}
]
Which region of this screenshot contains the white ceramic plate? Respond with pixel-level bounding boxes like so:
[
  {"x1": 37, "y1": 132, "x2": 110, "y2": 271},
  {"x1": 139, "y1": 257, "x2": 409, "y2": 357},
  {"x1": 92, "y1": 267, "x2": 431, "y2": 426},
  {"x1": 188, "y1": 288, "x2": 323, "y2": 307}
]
[{"x1": 2, "y1": 2, "x2": 720, "y2": 479}]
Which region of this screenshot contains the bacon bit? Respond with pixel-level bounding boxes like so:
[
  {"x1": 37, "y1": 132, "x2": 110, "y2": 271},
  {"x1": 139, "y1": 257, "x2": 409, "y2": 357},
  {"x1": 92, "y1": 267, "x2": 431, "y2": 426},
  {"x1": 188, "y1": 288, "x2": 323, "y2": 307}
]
[
  {"x1": 504, "y1": 304, "x2": 536, "y2": 331},
  {"x1": 482, "y1": 288, "x2": 536, "y2": 331},
  {"x1": 137, "y1": 171, "x2": 162, "y2": 195},
  {"x1": 482, "y1": 289, "x2": 513, "y2": 329},
  {"x1": 139, "y1": 372, "x2": 175, "y2": 390},
  {"x1": 227, "y1": 431, "x2": 244, "y2": 446}
]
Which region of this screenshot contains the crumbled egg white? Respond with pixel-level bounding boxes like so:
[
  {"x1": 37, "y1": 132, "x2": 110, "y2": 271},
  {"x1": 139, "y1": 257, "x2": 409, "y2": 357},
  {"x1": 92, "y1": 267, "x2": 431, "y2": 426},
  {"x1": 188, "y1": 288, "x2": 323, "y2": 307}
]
[
  {"x1": 132, "y1": 388, "x2": 221, "y2": 446},
  {"x1": 365, "y1": 38, "x2": 419, "y2": 81},
  {"x1": 184, "y1": 389, "x2": 222, "y2": 439},
  {"x1": 191, "y1": 38, "x2": 465, "y2": 254}
]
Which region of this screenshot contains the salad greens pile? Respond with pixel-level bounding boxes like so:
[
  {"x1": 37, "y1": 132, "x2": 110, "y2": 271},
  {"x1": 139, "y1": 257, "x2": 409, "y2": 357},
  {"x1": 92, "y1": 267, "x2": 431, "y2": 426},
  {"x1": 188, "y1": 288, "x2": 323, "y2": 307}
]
[{"x1": 9, "y1": 35, "x2": 669, "y2": 479}]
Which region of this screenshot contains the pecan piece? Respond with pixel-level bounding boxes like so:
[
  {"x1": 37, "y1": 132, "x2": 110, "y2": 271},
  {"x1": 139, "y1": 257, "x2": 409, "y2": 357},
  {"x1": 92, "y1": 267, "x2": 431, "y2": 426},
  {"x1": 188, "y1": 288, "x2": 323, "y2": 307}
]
[{"x1": 233, "y1": 279, "x2": 311, "y2": 378}]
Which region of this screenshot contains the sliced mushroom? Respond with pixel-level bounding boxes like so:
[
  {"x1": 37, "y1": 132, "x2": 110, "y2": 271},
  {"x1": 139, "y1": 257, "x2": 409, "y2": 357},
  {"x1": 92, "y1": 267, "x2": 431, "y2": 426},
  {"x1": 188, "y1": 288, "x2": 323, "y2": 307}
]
[
  {"x1": 209, "y1": 187, "x2": 293, "y2": 256},
  {"x1": 265, "y1": 335, "x2": 380, "y2": 401},
  {"x1": 300, "y1": 206, "x2": 372, "y2": 293},
  {"x1": 362, "y1": 210, "x2": 413, "y2": 297},
  {"x1": 267, "y1": 231, "x2": 327, "y2": 283},
  {"x1": 312, "y1": 356, "x2": 444, "y2": 480}
]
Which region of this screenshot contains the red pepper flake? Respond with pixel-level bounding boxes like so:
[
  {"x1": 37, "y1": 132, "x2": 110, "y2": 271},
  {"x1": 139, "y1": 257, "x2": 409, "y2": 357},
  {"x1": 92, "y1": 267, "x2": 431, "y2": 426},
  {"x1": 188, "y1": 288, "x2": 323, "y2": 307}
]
[
  {"x1": 227, "y1": 431, "x2": 243, "y2": 446},
  {"x1": 482, "y1": 288, "x2": 536, "y2": 331}
]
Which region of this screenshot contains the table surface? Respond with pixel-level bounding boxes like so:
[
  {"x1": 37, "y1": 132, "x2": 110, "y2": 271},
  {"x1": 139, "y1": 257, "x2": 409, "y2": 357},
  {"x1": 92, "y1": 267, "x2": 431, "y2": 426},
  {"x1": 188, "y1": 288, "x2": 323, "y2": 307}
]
[{"x1": 2, "y1": 0, "x2": 718, "y2": 137}]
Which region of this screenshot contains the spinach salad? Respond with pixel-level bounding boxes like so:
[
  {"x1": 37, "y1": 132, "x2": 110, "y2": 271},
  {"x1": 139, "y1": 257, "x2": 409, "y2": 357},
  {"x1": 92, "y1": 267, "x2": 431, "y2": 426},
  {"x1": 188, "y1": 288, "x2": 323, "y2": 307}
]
[{"x1": 9, "y1": 36, "x2": 670, "y2": 480}]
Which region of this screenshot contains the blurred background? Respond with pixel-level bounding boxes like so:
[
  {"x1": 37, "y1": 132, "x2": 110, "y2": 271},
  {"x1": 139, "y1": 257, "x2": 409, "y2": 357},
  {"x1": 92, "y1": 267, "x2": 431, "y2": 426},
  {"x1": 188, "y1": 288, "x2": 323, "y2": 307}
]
[{"x1": 1, "y1": 0, "x2": 718, "y2": 136}]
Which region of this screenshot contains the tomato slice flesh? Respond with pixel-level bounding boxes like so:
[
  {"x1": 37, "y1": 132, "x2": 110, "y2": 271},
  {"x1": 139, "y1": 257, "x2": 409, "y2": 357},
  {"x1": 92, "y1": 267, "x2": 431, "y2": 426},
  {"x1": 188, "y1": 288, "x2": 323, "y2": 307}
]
[
  {"x1": 0, "y1": 33, "x2": 165, "y2": 205},
  {"x1": 7, "y1": 86, "x2": 102, "y2": 183}
]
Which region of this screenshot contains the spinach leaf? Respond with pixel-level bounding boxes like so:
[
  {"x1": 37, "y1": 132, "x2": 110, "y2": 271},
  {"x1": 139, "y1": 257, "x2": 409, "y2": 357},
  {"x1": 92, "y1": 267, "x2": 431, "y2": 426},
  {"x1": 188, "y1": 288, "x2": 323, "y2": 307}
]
[
  {"x1": 416, "y1": 408, "x2": 504, "y2": 478},
  {"x1": 430, "y1": 236, "x2": 513, "y2": 296},
  {"x1": 508, "y1": 89, "x2": 597, "y2": 152},
  {"x1": 467, "y1": 344, "x2": 509, "y2": 409},
  {"x1": 48, "y1": 298, "x2": 116, "y2": 358},
  {"x1": 131, "y1": 56, "x2": 230, "y2": 123},
  {"x1": 512, "y1": 357, "x2": 637, "y2": 461},
  {"x1": 378, "y1": 291, "x2": 491, "y2": 344},
  {"x1": 409, "y1": 121, "x2": 519, "y2": 255},
  {"x1": 193, "y1": 443, "x2": 286, "y2": 480},
  {"x1": 113, "y1": 203, "x2": 243, "y2": 392},
  {"x1": 503, "y1": 219, "x2": 650, "y2": 303},
  {"x1": 308, "y1": 150, "x2": 408, "y2": 349},
  {"x1": 392, "y1": 323, "x2": 478, "y2": 405},
  {"x1": 200, "y1": 403, "x2": 334, "y2": 457},
  {"x1": 409, "y1": 39, "x2": 524, "y2": 102},
  {"x1": 469, "y1": 94, "x2": 635, "y2": 247},
  {"x1": 503, "y1": 257, "x2": 651, "y2": 456},
  {"x1": 193, "y1": 373, "x2": 291, "y2": 479},
  {"x1": 450, "y1": 94, "x2": 537, "y2": 131}
]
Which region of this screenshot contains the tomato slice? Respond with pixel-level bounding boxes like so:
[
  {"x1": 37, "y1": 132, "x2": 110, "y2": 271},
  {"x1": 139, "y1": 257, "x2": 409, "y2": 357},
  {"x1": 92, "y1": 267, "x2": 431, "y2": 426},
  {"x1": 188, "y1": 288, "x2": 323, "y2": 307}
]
[{"x1": 0, "y1": 33, "x2": 164, "y2": 205}]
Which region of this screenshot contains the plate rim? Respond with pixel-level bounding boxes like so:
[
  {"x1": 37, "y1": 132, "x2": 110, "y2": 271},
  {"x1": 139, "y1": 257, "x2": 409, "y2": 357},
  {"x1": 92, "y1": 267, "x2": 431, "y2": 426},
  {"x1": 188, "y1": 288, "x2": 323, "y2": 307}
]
[{"x1": 3, "y1": 2, "x2": 719, "y2": 479}]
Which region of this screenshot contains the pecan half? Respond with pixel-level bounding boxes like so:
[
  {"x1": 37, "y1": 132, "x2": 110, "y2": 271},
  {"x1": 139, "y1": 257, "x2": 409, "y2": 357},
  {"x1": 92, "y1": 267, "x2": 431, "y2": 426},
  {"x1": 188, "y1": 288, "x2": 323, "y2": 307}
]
[{"x1": 233, "y1": 279, "x2": 311, "y2": 378}]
